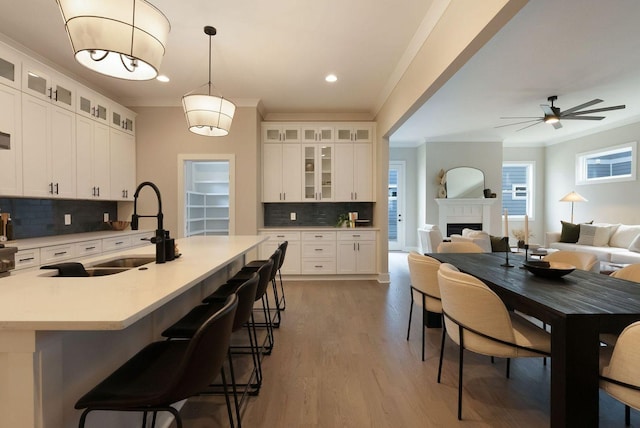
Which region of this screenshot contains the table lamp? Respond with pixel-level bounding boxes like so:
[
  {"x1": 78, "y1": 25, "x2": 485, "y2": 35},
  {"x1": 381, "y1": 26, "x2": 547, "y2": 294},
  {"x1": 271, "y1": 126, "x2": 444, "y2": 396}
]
[{"x1": 560, "y1": 191, "x2": 588, "y2": 223}]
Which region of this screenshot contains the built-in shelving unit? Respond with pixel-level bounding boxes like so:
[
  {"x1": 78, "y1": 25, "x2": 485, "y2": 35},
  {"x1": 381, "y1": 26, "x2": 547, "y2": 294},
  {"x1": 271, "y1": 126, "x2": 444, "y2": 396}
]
[{"x1": 185, "y1": 161, "x2": 230, "y2": 236}]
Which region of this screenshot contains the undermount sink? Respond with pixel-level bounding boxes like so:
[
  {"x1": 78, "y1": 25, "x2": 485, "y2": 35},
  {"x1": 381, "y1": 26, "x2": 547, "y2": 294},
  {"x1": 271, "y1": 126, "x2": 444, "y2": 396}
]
[
  {"x1": 83, "y1": 267, "x2": 132, "y2": 277},
  {"x1": 92, "y1": 257, "x2": 156, "y2": 268}
]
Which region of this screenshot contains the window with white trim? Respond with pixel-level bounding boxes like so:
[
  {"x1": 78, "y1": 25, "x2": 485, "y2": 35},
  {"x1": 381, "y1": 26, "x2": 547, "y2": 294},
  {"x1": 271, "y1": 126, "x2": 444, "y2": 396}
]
[
  {"x1": 576, "y1": 142, "x2": 636, "y2": 185},
  {"x1": 502, "y1": 162, "x2": 534, "y2": 217}
]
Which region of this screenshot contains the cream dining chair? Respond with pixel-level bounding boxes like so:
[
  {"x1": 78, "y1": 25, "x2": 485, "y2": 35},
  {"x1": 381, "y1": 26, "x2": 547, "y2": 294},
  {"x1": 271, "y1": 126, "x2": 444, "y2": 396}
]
[
  {"x1": 436, "y1": 241, "x2": 484, "y2": 253},
  {"x1": 600, "y1": 321, "x2": 640, "y2": 426},
  {"x1": 406, "y1": 251, "x2": 442, "y2": 361},
  {"x1": 543, "y1": 250, "x2": 598, "y2": 271},
  {"x1": 610, "y1": 263, "x2": 640, "y2": 281},
  {"x1": 437, "y1": 263, "x2": 551, "y2": 420}
]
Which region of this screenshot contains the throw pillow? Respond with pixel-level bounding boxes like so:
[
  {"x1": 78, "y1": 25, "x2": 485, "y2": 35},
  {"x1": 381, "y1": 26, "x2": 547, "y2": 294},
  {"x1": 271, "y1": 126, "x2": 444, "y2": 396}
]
[
  {"x1": 559, "y1": 220, "x2": 593, "y2": 243},
  {"x1": 609, "y1": 224, "x2": 640, "y2": 248},
  {"x1": 490, "y1": 235, "x2": 510, "y2": 252},
  {"x1": 457, "y1": 229, "x2": 491, "y2": 252},
  {"x1": 577, "y1": 224, "x2": 612, "y2": 247},
  {"x1": 629, "y1": 234, "x2": 640, "y2": 253}
]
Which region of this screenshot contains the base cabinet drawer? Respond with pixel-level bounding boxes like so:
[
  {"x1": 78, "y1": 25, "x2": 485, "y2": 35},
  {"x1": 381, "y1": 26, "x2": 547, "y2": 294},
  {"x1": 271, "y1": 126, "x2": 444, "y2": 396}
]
[
  {"x1": 301, "y1": 259, "x2": 336, "y2": 275},
  {"x1": 14, "y1": 249, "x2": 40, "y2": 270},
  {"x1": 102, "y1": 236, "x2": 133, "y2": 252},
  {"x1": 41, "y1": 244, "x2": 75, "y2": 265},
  {"x1": 75, "y1": 240, "x2": 102, "y2": 257}
]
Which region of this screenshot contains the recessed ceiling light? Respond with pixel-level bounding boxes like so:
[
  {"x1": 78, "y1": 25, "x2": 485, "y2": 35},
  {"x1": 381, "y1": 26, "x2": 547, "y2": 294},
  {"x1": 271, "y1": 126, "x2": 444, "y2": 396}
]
[
  {"x1": 156, "y1": 75, "x2": 170, "y2": 82},
  {"x1": 325, "y1": 74, "x2": 337, "y2": 83}
]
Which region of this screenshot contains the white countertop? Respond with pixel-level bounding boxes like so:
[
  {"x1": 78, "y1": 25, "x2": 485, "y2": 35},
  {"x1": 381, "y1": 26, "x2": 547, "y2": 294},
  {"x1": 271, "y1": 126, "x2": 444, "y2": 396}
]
[
  {"x1": 0, "y1": 235, "x2": 265, "y2": 331},
  {"x1": 4, "y1": 229, "x2": 154, "y2": 251},
  {"x1": 259, "y1": 226, "x2": 379, "y2": 231}
]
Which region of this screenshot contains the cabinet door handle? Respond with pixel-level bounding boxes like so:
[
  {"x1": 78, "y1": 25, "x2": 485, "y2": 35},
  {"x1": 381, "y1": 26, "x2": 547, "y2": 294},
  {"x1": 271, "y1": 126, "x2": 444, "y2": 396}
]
[
  {"x1": 49, "y1": 182, "x2": 54, "y2": 194},
  {"x1": 315, "y1": 265, "x2": 323, "y2": 268},
  {"x1": 314, "y1": 235, "x2": 322, "y2": 238},
  {"x1": 55, "y1": 183, "x2": 59, "y2": 194},
  {"x1": 115, "y1": 241, "x2": 124, "y2": 245},
  {"x1": 315, "y1": 248, "x2": 323, "y2": 252},
  {"x1": 53, "y1": 89, "x2": 58, "y2": 102},
  {"x1": 54, "y1": 251, "x2": 67, "y2": 256},
  {"x1": 276, "y1": 235, "x2": 285, "y2": 238},
  {"x1": 353, "y1": 243, "x2": 356, "y2": 251},
  {"x1": 85, "y1": 246, "x2": 96, "y2": 250},
  {"x1": 19, "y1": 257, "x2": 35, "y2": 262},
  {"x1": 358, "y1": 242, "x2": 360, "y2": 251},
  {"x1": 48, "y1": 87, "x2": 53, "y2": 99},
  {"x1": 354, "y1": 192, "x2": 357, "y2": 200},
  {"x1": 97, "y1": 187, "x2": 100, "y2": 197}
]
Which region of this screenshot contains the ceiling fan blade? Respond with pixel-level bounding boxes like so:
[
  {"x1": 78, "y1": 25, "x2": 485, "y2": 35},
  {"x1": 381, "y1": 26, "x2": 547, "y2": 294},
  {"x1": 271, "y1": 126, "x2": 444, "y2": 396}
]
[
  {"x1": 516, "y1": 120, "x2": 544, "y2": 132},
  {"x1": 552, "y1": 121, "x2": 563, "y2": 130},
  {"x1": 563, "y1": 105, "x2": 626, "y2": 116},
  {"x1": 560, "y1": 99, "x2": 603, "y2": 115},
  {"x1": 499, "y1": 116, "x2": 541, "y2": 119},
  {"x1": 494, "y1": 119, "x2": 542, "y2": 129},
  {"x1": 540, "y1": 104, "x2": 555, "y2": 116},
  {"x1": 560, "y1": 115, "x2": 605, "y2": 120}
]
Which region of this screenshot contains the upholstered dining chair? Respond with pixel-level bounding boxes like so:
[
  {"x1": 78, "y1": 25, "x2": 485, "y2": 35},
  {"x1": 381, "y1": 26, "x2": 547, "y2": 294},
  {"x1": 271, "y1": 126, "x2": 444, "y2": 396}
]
[
  {"x1": 406, "y1": 251, "x2": 442, "y2": 361},
  {"x1": 543, "y1": 250, "x2": 598, "y2": 271},
  {"x1": 436, "y1": 263, "x2": 551, "y2": 420},
  {"x1": 611, "y1": 264, "x2": 640, "y2": 281},
  {"x1": 418, "y1": 224, "x2": 444, "y2": 253},
  {"x1": 436, "y1": 241, "x2": 484, "y2": 253},
  {"x1": 600, "y1": 321, "x2": 640, "y2": 426}
]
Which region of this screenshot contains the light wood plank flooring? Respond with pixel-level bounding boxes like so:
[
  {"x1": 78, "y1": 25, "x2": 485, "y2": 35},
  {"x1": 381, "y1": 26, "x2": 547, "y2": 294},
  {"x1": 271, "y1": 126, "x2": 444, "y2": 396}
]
[{"x1": 178, "y1": 252, "x2": 629, "y2": 427}]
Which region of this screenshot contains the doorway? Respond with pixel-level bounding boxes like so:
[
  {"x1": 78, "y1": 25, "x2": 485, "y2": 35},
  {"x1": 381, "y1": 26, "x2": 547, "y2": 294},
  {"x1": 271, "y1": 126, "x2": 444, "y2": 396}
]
[
  {"x1": 177, "y1": 154, "x2": 235, "y2": 238},
  {"x1": 388, "y1": 161, "x2": 405, "y2": 251}
]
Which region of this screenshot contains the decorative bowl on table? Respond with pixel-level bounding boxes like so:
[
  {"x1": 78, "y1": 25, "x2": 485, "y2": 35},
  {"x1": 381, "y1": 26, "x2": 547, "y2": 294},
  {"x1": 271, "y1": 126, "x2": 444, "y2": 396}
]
[
  {"x1": 106, "y1": 221, "x2": 131, "y2": 231},
  {"x1": 523, "y1": 260, "x2": 575, "y2": 278}
]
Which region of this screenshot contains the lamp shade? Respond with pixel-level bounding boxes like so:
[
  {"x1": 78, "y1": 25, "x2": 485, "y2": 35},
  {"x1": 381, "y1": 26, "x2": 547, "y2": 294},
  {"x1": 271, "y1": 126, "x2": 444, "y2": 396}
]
[
  {"x1": 56, "y1": 0, "x2": 170, "y2": 80},
  {"x1": 560, "y1": 191, "x2": 588, "y2": 203},
  {"x1": 182, "y1": 93, "x2": 236, "y2": 137}
]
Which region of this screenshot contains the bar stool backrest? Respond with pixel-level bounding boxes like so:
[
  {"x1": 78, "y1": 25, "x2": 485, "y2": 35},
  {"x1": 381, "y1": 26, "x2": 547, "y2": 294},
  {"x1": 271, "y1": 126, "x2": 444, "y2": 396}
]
[
  {"x1": 232, "y1": 273, "x2": 259, "y2": 331},
  {"x1": 255, "y1": 257, "x2": 275, "y2": 301},
  {"x1": 277, "y1": 241, "x2": 288, "y2": 270}
]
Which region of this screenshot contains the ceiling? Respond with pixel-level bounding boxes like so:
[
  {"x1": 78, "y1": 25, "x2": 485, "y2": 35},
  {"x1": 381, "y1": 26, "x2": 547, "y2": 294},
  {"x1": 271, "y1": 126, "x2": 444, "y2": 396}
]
[{"x1": 1, "y1": 0, "x2": 639, "y2": 147}]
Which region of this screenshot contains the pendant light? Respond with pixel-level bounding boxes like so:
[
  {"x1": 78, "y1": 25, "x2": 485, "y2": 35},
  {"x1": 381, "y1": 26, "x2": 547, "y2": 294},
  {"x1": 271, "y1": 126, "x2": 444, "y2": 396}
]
[
  {"x1": 56, "y1": 0, "x2": 170, "y2": 80},
  {"x1": 182, "y1": 26, "x2": 236, "y2": 137}
]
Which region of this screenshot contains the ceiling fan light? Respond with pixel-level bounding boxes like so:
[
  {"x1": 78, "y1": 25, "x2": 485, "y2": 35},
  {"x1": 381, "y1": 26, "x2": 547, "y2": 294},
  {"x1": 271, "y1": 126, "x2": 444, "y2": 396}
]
[
  {"x1": 56, "y1": 0, "x2": 170, "y2": 80},
  {"x1": 544, "y1": 115, "x2": 559, "y2": 124}
]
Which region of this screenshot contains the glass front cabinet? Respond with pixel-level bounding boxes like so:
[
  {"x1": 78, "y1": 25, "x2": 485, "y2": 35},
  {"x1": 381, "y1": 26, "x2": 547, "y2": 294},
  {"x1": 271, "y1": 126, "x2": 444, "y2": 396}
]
[{"x1": 303, "y1": 144, "x2": 333, "y2": 201}]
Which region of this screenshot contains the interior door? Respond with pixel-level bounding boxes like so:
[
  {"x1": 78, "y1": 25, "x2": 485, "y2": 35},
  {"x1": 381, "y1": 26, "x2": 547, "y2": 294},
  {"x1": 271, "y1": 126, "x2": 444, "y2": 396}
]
[{"x1": 388, "y1": 161, "x2": 405, "y2": 251}]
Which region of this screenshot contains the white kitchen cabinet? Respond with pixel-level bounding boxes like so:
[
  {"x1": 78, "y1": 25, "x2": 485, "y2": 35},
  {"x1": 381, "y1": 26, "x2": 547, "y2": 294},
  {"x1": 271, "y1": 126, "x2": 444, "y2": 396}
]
[
  {"x1": 334, "y1": 143, "x2": 374, "y2": 201},
  {"x1": 22, "y1": 93, "x2": 76, "y2": 198},
  {"x1": 76, "y1": 115, "x2": 110, "y2": 199},
  {"x1": 109, "y1": 128, "x2": 136, "y2": 200},
  {"x1": 110, "y1": 103, "x2": 136, "y2": 135},
  {"x1": 301, "y1": 231, "x2": 336, "y2": 274},
  {"x1": 259, "y1": 231, "x2": 301, "y2": 274},
  {"x1": 40, "y1": 243, "x2": 76, "y2": 265},
  {"x1": 76, "y1": 86, "x2": 109, "y2": 124},
  {"x1": 302, "y1": 144, "x2": 333, "y2": 201},
  {"x1": 263, "y1": 143, "x2": 302, "y2": 202},
  {"x1": 301, "y1": 125, "x2": 334, "y2": 142},
  {"x1": 0, "y1": 43, "x2": 22, "y2": 89},
  {"x1": 335, "y1": 124, "x2": 373, "y2": 143},
  {"x1": 22, "y1": 59, "x2": 75, "y2": 112},
  {"x1": 262, "y1": 124, "x2": 301, "y2": 142},
  {"x1": 336, "y1": 230, "x2": 377, "y2": 274},
  {"x1": 74, "y1": 240, "x2": 103, "y2": 258},
  {"x1": 0, "y1": 84, "x2": 22, "y2": 196}
]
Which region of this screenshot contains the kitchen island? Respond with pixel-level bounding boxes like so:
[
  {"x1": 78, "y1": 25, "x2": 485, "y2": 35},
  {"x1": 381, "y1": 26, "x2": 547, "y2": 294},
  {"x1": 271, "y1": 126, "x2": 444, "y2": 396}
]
[{"x1": 0, "y1": 235, "x2": 265, "y2": 428}]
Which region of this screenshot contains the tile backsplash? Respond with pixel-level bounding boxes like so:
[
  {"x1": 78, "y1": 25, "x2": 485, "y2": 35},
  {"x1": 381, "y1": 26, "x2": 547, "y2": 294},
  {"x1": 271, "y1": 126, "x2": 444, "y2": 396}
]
[
  {"x1": 0, "y1": 198, "x2": 118, "y2": 239},
  {"x1": 263, "y1": 202, "x2": 374, "y2": 227}
]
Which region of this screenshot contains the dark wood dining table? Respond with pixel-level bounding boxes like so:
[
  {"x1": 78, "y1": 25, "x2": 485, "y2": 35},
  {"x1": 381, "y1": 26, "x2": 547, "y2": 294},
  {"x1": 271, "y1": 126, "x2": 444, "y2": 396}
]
[{"x1": 428, "y1": 251, "x2": 640, "y2": 428}]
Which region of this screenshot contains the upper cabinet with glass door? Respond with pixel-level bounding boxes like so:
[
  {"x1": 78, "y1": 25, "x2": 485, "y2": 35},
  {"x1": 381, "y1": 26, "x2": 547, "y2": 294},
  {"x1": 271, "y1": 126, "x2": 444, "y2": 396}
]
[
  {"x1": 262, "y1": 124, "x2": 301, "y2": 142},
  {"x1": 76, "y1": 85, "x2": 110, "y2": 125},
  {"x1": 0, "y1": 43, "x2": 22, "y2": 90},
  {"x1": 301, "y1": 125, "x2": 334, "y2": 143},
  {"x1": 303, "y1": 144, "x2": 334, "y2": 201},
  {"x1": 110, "y1": 103, "x2": 136, "y2": 136},
  {"x1": 335, "y1": 123, "x2": 373, "y2": 143},
  {"x1": 22, "y1": 59, "x2": 75, "y2": 112}
]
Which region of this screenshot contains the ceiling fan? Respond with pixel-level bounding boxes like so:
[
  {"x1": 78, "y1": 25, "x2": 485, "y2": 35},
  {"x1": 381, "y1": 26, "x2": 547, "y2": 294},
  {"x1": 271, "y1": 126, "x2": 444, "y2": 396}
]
[{"x1": 497, "y1": 95, "x2": 626, "y2": 131}]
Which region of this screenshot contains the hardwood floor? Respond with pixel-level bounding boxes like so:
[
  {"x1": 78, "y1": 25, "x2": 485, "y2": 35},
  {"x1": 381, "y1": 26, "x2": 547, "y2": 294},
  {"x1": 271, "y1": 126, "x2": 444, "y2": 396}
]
[{"x1": 178, "y1": 252, "x2": 629, "y2": 427}]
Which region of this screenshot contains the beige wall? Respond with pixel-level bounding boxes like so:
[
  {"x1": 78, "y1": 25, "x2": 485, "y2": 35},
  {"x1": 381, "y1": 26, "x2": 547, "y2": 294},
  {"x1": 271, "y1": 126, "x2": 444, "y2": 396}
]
[{"x1": 123, "y1": 106, "x2": 261, "y2": 238}]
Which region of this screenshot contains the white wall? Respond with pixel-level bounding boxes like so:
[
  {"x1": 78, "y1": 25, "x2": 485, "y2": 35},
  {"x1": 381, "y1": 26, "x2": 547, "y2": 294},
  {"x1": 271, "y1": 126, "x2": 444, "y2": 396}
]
[{"x1": 545, "y1": 121, "x2": 640, "y2": 233}]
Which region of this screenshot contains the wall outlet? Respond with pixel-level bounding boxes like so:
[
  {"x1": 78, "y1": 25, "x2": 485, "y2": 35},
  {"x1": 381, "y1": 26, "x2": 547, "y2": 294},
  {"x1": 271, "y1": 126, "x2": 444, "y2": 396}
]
[
  {"x1": 103, "y1": 212, "x2": 109, "y2": 222},
  {"x1": 64, "y1": 214, "x2": 71, "y2": 225},
  {"x1": 290, "y1": 212, "x2": 296, "y2": 221}
]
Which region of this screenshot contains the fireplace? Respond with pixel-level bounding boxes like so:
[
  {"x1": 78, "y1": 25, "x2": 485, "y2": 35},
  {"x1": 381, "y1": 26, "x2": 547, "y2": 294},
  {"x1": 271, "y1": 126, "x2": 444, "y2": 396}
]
[
  {"x1": 447, "y1": 223, "x2": 482, "y2": 236},
  {"x1": 435, "y1": 198, "x2": 497, "y2": 237}
]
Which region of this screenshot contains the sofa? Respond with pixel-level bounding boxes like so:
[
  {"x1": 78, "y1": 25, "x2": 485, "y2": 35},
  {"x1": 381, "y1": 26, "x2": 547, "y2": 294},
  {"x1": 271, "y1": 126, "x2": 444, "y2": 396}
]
[
  {"x1": 418, "y1": 225, "x2": 507, "y2": 254},
  {"x1": 545, "y1": 222, "x2": 640, "y2": 264}
]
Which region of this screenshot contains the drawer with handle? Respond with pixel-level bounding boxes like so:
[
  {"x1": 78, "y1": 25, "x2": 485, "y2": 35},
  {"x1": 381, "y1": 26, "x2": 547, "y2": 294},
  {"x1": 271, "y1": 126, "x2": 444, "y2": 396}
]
[
  {"x1": 40, "y1": 244, "x2": 75, "y2": 264},
  {"x1": 14, "y1": 248, "x2": 41, "y2": 270}
]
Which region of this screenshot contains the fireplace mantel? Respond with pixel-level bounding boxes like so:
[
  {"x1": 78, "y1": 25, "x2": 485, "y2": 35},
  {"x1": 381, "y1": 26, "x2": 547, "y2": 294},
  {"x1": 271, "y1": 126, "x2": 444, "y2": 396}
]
[{"x1": 435, "y1": 198, "x2": 497, "y2": 237}]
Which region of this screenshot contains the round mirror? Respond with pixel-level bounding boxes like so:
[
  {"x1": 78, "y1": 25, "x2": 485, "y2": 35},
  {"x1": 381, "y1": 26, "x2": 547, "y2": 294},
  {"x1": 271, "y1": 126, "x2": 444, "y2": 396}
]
[{"x1": 445, "y1": 167, "x2": 485, "y2": 198}]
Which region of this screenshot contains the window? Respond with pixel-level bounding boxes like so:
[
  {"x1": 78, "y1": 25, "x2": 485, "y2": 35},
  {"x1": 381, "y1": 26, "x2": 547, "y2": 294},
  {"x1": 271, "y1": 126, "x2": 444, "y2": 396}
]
[
  {"x1": 576, "y1": 142, "x2": 636, "y2": 185},
  {"x1": 502, "y1": 162, "x2": 534, "y2": 217}
]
